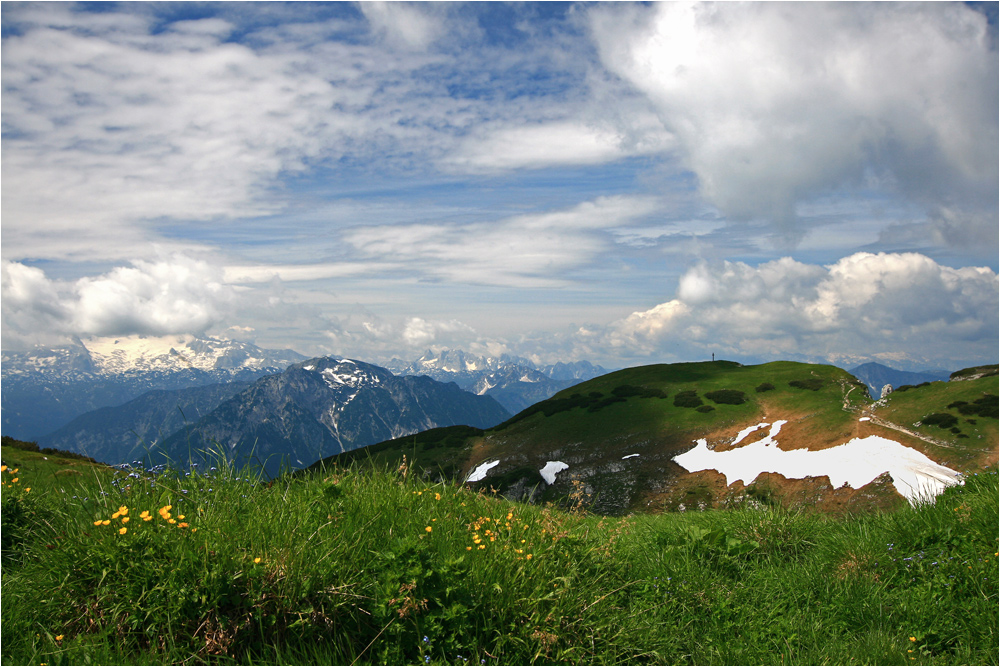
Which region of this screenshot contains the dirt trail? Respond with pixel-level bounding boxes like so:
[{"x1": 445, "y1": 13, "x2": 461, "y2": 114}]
[{"x1": 866, "y1": 414, "x2": 992, "y2": 453}]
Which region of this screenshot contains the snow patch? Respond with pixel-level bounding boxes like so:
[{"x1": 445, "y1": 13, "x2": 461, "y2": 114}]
[
  {"x1": 539, "y1": 461, "x2": 569, "y2": 485},
  {"x1": 674, "y1": 424, "x2": 962, "y2": 505},
  {"x1": 465, "y1": 460, "x2": 500, "y2": 483},
  {"x1": 303, "y1": 365, "x2": 315, "y2": 371},
  {"x1": 732, "y1": 422, "x2": 771, "y2": 445},
  {"x1": 622, "y1": 454, "x2": 640, "y2": 460},
  {"x1": 859, "y1": 417, "x2": 870, "y2": 422}
]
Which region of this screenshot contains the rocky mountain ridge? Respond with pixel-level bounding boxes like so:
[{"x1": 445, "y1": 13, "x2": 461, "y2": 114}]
[
  {"x1": 149, "y1": 357, "x2": 511, "y2": 476},
  {"x1": 385, "y1": 349, "x2": 610, "y2": 413}
]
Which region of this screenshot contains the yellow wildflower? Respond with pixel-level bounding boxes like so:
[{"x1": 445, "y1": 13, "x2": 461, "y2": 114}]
[
  {"x1": 102, "y1": 520, "x2": 111, "y2": 526},
  {"x1": 168, "y1": 518, "x2": 176, "y2": 524},
  {"x1": 909, "y1": 637, "x2": 916, "y2": 642},
  {"x1": 118, "y1": 527, "x2": 127, "y2": 535},
  {"x1": 93, "y1": 520, "x2": 102, "y2": 526},
  {"x1": 466, "y1": 546, "x2": 473, "y2": 551},
  {"x1": 11, "y1": 478, "x2": 17, "y2": 484},
  {"x1": 25, "y1": 487, "x2": 31, "y2": 493},
  {"x1": 178, "y1": 522, "x2": 188, "y2": 528},
  {"x1": 178, "y1": 515, "x2": 185, "y2": 520},
  {"x1": 526, "y1": 554, "x2": 533, "y2": 560},
  {"x1": 191, "y1": 528, "x2": 197, "y2": 533},
  {"x1": 435, "y1": 493, "x2": 441, "y2": 500},
  {"x1": 425, "y1": 526, "x2": 433, "y2": 533},
  {"x1": 55, "y1": 635, "x2": 63, "y2": 641},
  {"x1": 0, "y1": 465, "x2": 5, "y2": 472},
  {"x1": 478, "y1": 544, "x2": 485, "y2": 550},
  {"x1": 112, "y1": 512, "x2": 121, "y2": 519},
  {"x1": 121, "y1": 517, "x2": 130, "y2": 524},
  {"x1": 254, "y1": 557, "x2": 262, "y2": 564},
  {"x1": 118, "y1": 506, "x2": 128, "y2": 515}
]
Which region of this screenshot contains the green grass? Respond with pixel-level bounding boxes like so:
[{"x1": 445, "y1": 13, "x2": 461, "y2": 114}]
[
  {"x1": 315, "y1": 361, "x2": 876, "y2": 514},
  {"x1": 873, "y1": 376, "x2": 998, "y2": 468},
  {"x1": 3, "y1": 443, "x2": 997, "y2": 666}
]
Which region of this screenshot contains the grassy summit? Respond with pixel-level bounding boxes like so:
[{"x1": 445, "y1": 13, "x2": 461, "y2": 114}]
[
  {"x1": 322, "y1": 360, "x2": 995, "y2": 514},
  {"x1": 2, "y1": 439, "x2": 997, "y2": 665}
]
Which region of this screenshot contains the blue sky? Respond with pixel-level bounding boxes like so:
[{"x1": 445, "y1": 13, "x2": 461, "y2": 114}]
[{"x1": 2, "y1": 1, "x2": 998, "y2": 371}]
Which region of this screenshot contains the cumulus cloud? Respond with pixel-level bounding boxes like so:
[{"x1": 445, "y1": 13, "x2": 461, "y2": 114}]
[
  {"x1": 589, "y1": 2, "x2": 998, "y2": 240},
  {"x1": 1, "y1": 256, "x2": 238, "y2": 347},
  {"x1": 597, "y1": 252, "x2": 998, "y2": 368}
]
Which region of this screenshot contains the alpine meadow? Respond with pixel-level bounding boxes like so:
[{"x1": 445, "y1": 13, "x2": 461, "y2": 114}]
[{"x1": 1, "y1": 3, "x2": 998, "y2": 666}]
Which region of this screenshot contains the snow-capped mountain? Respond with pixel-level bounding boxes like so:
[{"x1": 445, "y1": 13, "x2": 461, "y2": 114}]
[
  {"x1": 2, "y1": 334, "x2": 306, "y2": 377},
  {"x1": 385, "y1": 350, "x2": 610, "y2": 413},
  {"x1": 1, "y1": 335, "x2": 307, "y2": 439},
  {"x1": 151, "y1": 357, "x2": 511, "y2": 476}
]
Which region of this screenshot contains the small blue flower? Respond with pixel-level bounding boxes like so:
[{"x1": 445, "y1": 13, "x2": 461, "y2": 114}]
[{"x1": 423, "y1": 636, "x2": 429, "y2": 643}]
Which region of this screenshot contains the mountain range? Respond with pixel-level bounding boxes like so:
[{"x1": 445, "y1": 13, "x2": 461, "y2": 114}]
[
  {"x1": 1, "y1": 335, "x2": 306, "y2": 439},
  {"x1": 148, "y1": 357, "x2": 510, "y2": 477},
  {"x1": 846, "y1": 362, "x2": 951, "y2": 399},
  {"x1": 385, "y1": 349, "x2": 609, "y2": 413}
]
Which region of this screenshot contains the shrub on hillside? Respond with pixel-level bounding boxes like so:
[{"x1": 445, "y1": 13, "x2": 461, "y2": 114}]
[
  {"x1": 705, "y1": 389, "x2": 748, "y2": 405},
  {"x1": 895, "y1": 382, "x2": 932, "y2": 393},
  {"x1": 695, "y1": 405, "x2": 715, "y2": 413},
  {"x1": 673, "y1": 390, "x2": 703, "y2": 408},
  {"x1": 611, "y1": 385, "x2": 667, "y2": 400},
  {"x1": 755, "y1": 382, "x2": 775, "y2": 393},
  {"x1": 922, "y1": 413, "x2": 958, "y2": 429},
  {"x1": 788, "y1": 379, "x2": 824, "y2": 391}
]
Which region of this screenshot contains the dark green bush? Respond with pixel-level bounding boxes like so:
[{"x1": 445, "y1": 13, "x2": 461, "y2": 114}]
[
  {"x1": 755, "y1": 382, "x2": 775, "y2": 393},
  {"x1": 673, "y1": 390, "x2": 703, "y2": 408},
  {"x1": 705, "y1": 389, "x2": 748, "y2": 405},
  {"x1": 788, "y1": 379, "x2": 824, "y2": 391},
  {"x1": 695, "y1": 405, "x2": 715, "y2": 413},
  {"x1": 922, "y1": 413, "x2": 958, "y2": 429},
  {"x1": 611, "y1": 385, "x2": 667, "y2": 400}
]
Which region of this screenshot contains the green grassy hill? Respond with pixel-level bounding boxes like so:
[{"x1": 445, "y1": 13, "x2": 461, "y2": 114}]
[
  {"x1": 3, "y1": 440, "x2": 997, "y2": 665},
  {"x1": 316, "y1": 360, "x2": 997, "y2": 515}
]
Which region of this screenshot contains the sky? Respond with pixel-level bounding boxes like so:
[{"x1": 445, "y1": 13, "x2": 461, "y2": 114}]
[{"x1": 1, "y1": 1, "x2": 998, "y2": 372}]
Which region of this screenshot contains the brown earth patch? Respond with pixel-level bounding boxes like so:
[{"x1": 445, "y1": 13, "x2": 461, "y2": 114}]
[{"x1": 641, "y1": 466, "x2": 905, "y2": 515}]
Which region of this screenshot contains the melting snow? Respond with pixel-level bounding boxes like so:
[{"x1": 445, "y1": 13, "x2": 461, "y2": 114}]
[
  {"x1": 674, "y1": 422, "x2": 962, "y2": 504},
  {"x1": 466, "y1": 460, "x2": 500, "y2": 483},
  {"x1": 622, "y1": 454, "x2": 640, "y2": 460},
  {"x1": 732, "y1": 422, "x2": 771, "y2": 445},
  {"x1": 303, "y1": 365, "x2": 315, "y2": 371},
  {"x1": 859, "y1": 417, "x2": 870, "y2": 422},
  {"x1": 539, "y1": 461, "x2": 569, "y2": 485}
]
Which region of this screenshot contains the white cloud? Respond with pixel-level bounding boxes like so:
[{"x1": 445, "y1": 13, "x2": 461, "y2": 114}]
[
  {"x1": 598, "y1": 252, "x2": 998, "y2": 368},
  {"x1": 451, "y1": 120, "x2": 673, "y2": 172},
  {"x1": 1, "y1": 256, "x2": 239, "y2": 346},
  {"x1": 359, "y1": 1, "x2": 446, "y2": 51},
  {"x1": 589, "y1": 2, "x2": 998, "y2": 238},
  {"x1": 343, "y1": 195, "x2": 660, "y2": 287}
]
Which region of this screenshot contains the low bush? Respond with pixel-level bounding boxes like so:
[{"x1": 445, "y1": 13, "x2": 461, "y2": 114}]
[
  {"x1": 673, "y1": 390, "x2": 703, "y2": 408},
  {"x1": 788, "y1": 379, "x2": 824, "y2": 391},
  {"x1": 704, "y1": 389, "x2": 748, "y2": 405},
  {"x1": 695, "y1": 405, "x2": 715, "y2": 413},
  {"x1": 755, "y1": 382, "x2": 775, "y2": 393},
  {"x1": 922, "y1": 413, "x2": 958, "y2": 429},
  {"x1": 611, "y1": 385, "x2": 667, "y2": 400}
]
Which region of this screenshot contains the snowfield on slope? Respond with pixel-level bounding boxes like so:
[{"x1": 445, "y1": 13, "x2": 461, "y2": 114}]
[{"x1": 673, "y1": 421, "x2": 962, "y2": 505}]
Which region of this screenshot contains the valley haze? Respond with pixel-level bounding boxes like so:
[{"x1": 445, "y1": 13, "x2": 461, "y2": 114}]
[{"x1": 0, "y1": 2, "x2": 996, "y2": 376}]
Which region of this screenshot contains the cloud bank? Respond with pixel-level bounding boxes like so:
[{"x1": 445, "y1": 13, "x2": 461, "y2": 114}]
[
  {"x1": 1, "y1": 257, "x2": 237, "y2": 347},
  {"x1": 596, "y1": 252, "x2": 998, "y2": 369},
  {"x1": 590, "y1": 2, "x2": 998, "y2": 243}
]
